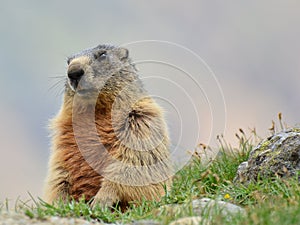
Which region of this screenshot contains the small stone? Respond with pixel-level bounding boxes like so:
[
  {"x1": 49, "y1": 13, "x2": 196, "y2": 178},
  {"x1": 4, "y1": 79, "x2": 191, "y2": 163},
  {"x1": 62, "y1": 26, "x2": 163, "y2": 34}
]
[
  {"x1": 0, "y1": 210, "x2": 112, "y2": 225},
  {"x1": 192, "y1": 198, "x2": 244, "y2": 216},
  {"x1": 129, "y1": 220, "x2": 160, "y2": 225},
  {"x1": 169, "y1": 216, "x2": 202, "y2": 225},
  {"x1": 50, "y1": 216, "x2": 60, "y2": 223},
  {"x1": 155, "y1": 198, "x2": 244, "y2": 224}
]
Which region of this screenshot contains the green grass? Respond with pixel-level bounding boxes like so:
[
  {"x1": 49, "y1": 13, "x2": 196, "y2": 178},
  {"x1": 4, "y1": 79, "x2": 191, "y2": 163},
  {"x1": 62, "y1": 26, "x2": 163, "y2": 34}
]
[{"x1": 4, "y1": 128, "x2": 300, "y2": 225}]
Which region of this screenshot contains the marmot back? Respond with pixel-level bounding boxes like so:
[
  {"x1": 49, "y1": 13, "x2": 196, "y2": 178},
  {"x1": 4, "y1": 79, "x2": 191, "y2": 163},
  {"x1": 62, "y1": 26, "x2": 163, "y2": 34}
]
[{"x1": 43, "y1": 44, "x2": 172, "y2": 209}]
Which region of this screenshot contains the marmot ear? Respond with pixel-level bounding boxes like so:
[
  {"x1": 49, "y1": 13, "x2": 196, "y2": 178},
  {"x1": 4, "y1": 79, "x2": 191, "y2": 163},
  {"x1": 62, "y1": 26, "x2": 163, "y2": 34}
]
[{"x1": 118, "y1": 47, "x2": 129, "y2": 60}]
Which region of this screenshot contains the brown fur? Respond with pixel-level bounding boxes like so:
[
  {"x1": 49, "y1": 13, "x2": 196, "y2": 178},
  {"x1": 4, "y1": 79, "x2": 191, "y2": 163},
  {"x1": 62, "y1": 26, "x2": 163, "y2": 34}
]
[{"x1": 43, "y1": 45, "x2": 172, "y2": 209}]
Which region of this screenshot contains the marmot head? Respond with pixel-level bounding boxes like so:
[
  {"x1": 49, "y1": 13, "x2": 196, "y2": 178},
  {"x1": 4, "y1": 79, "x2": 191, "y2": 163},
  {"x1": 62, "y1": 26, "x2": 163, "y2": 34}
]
[{"x1": 65, "y1": 45, "x2": 136, "y2": 98}]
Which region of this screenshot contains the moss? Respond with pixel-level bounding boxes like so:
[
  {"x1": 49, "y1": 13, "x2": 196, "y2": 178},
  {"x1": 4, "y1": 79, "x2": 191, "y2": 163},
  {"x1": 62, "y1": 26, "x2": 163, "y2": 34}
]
[
  {"x1": 260, "y1": 140, "x2": 271, "y2": 151},
  {"x1": 292, "y1": 127, "x2": 300, "y2": 133},
  {"x1": 252, "y1": 140, "x2": 272, "y2": 158},
  {"x1": 268, "y1": 151, "x2": 282, "y2": 165}
]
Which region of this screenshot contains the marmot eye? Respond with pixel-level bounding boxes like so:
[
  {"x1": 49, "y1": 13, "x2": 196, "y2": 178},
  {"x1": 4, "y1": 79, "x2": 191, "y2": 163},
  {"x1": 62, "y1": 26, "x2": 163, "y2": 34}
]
[{"x1": 94, "y1": 51, "x2": 107, "y2": 60}]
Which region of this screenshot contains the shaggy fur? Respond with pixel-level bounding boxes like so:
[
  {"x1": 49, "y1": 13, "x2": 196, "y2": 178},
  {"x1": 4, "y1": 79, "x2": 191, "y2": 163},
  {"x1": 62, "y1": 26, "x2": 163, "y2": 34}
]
[{"x1": 43, "y1": 45, "x2": 172, "y2": 209}]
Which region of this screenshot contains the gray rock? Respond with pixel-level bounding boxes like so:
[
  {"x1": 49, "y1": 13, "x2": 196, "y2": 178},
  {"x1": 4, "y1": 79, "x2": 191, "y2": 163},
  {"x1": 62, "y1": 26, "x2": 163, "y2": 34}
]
[
  {"x1": 169, "y1": 216, "x2": 202, "y2": 225},
  {"x1": 192, "y1": 198, "x2": 244, "y2": 215},
  {"x1": 234, "y1": 128, "x2": 300, "y2": 183},
  {"x1": 0, "y1": 211, "x2": 112, "y2": 225},
  {"x1": 157, "y1": 197, "x2": 244, "y2": 222},
  {"x1": 128, "y1": 220, "x2": 160, "y2": 225}
]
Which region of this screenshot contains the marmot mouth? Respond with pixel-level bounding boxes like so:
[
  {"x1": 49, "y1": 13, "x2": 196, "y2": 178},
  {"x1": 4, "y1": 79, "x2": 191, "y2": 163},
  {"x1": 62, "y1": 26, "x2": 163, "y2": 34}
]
[
  {"x1": 69, "y1": 79, "x2": 79, "y2": 92},
  {"x1": 68, "y1": 79, "x2": 98, "y2": 96}
]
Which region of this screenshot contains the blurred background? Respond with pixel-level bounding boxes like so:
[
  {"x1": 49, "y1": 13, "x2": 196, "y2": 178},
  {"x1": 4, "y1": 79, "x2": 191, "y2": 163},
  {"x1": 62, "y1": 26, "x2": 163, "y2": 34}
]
[{"x1": 0, "y1": 1, "x2": 299, "y2": 203}]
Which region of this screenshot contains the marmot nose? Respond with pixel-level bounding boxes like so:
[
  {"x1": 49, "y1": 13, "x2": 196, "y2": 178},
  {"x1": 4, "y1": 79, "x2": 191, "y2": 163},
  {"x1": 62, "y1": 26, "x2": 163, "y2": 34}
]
[{"x1": 67, "y1": 65, "x2": 84, "y2": 82}]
